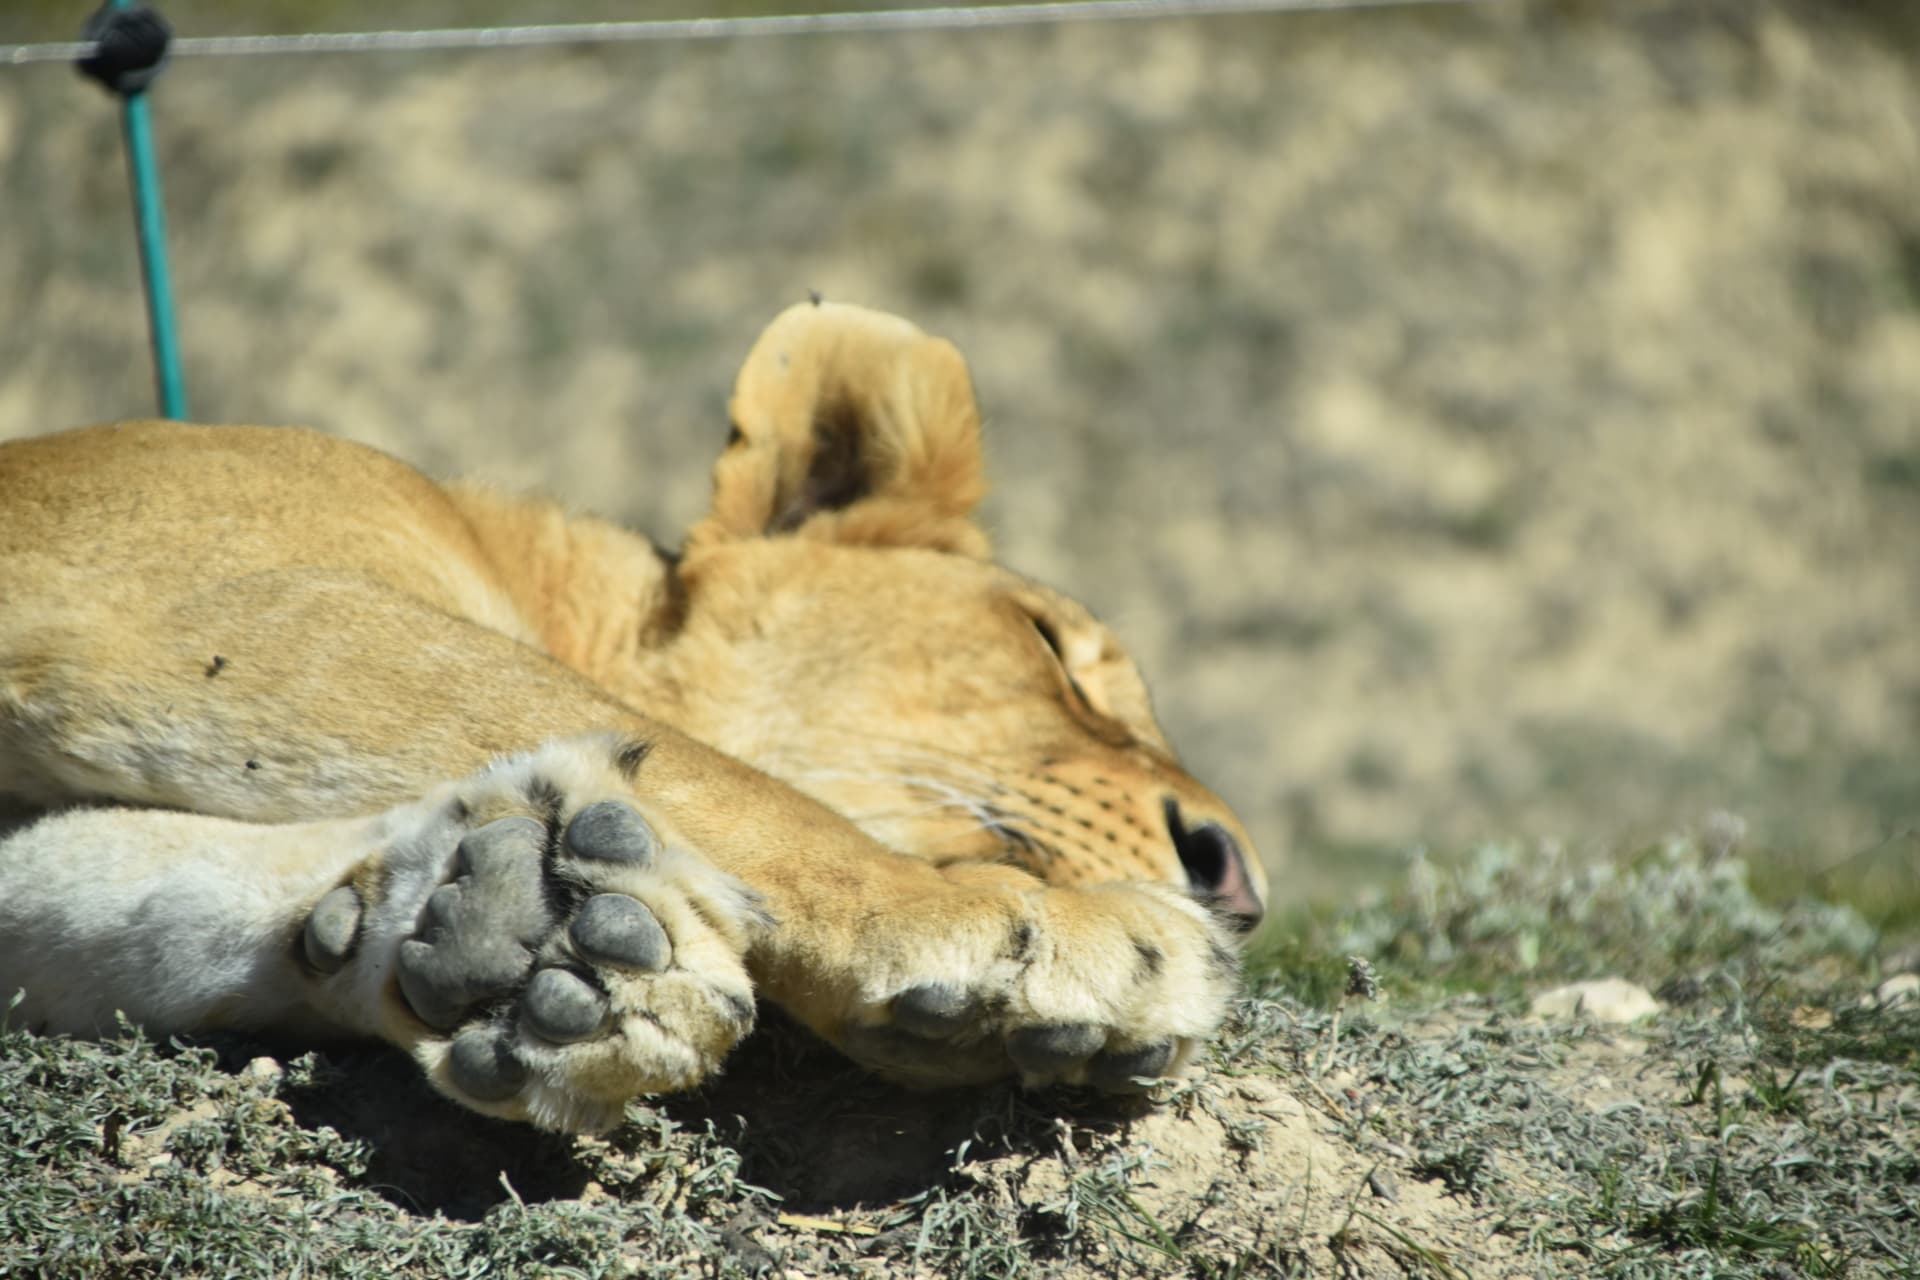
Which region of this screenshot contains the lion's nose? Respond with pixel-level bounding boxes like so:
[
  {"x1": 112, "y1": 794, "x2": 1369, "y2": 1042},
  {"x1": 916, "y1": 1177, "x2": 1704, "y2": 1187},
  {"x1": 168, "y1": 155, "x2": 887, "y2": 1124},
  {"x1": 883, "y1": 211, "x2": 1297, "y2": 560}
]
[{"x1": 1163, "y1": 798, "x2": 1264, "y2": 931}]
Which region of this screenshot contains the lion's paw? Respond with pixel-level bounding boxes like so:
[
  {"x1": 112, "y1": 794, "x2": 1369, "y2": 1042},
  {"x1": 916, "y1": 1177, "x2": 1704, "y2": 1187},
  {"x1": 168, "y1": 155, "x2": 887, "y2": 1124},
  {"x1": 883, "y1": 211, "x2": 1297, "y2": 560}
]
[
  {"x1": 838, "y1": 878, "x2": 1240, "y2": 1094},
  {"x1": 304, "y1": 746, "x2": 766, "y2": 1132}
]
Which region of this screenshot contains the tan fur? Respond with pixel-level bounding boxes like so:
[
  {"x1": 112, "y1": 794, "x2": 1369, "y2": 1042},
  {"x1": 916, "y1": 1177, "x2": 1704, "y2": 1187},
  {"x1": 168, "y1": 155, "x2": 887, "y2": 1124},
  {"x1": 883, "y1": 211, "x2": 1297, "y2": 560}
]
[{"x1": 0, "y1": 301, "x2": 1265, "y2": 1130}]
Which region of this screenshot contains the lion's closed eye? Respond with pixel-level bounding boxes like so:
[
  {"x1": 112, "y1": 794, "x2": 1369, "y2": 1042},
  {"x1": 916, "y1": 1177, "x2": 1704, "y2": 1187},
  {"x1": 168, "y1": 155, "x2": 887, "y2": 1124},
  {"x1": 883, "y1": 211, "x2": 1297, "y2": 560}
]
[{"x1": 1030, "y1": 615, "x2": 1097, "y2": 712}]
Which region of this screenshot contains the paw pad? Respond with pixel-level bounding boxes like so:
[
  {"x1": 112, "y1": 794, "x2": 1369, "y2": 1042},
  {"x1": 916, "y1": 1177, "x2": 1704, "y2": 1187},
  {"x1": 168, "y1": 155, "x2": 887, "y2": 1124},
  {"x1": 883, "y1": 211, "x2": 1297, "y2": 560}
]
[
  {"x1": 303, "y1": 885, "x2": 363, "y2": 974},
  {"x1": 357, "y1": 789, "x2": 759, "y2": 1124},
  {"x1": 396, "y1": 817, "x2": 549, "y2": 1030},
  {"x1": 447, "y1": 1025, "x2": 529, "y2": 1101},
  {"x1": 523, "y1": 967, "x2": 610, "y2": 1044},
  {"x1": 1008, "y1": 1023, "x2": 1106, "y2": 1076},
  {"x1": 392, "y1": 808, "x2": 672, "y2": 1039},
  {"x1": 565, "y1": 801, "x2": 657, "y2": 864},
  {"x1": 1087, "y1": 1041, "x2": 1176, "y2": 1094},
  {"x1": 890, "y1": 983, "x2": 975, "y2": 1038},
  {"x1": 571, "y1": 893, "x2": 671, "y2": 970}
]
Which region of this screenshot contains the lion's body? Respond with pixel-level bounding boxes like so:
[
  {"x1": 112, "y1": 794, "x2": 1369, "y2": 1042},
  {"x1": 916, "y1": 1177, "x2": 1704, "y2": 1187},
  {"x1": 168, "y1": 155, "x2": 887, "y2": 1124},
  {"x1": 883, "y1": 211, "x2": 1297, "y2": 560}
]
[{"x1": 0, "y1": 303, "x2": 1263, "y2": 1132}]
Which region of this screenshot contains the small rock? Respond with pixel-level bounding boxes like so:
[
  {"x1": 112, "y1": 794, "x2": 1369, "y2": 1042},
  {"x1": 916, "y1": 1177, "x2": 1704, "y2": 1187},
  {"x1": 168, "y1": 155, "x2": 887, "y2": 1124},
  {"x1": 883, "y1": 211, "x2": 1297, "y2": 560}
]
[
  {"x1": 1789, "y1": 1005, "x2": 1834, "y2": 1030},
  {"x1": 1867, "y1": 972, "x2": 1919, "y2": 1009},
  {"x1": 1367, "y1": 1168, "x2": 1400, "y2": 1202},
  {"x1": 1528, "y1": 978, "x2": 1662, "y2": 1024},
  {"x1": 1233, "y1": 1074, "x2": 1305, "y2": 1121},
  {"x1": 1881, "y1": 945, "x2": 1920, "y2": 976},
  {"x1": 719, "y1": 1223, "x2": 776, "y2": 1276},
  {"x1": 242, "y1": 1056, "x2": 285, "y2": 1087}
]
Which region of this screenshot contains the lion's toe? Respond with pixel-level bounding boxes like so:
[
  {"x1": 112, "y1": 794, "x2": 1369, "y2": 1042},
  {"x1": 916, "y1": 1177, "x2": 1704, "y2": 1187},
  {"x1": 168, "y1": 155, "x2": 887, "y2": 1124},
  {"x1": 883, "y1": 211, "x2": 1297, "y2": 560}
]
[
  {"x1": 301, "y1": 884, "x2": 364, "y2": 975},
  {"x1": 570, "y1": 892, "x2": 672, "y2": 971},
  {"x1": 837, "y1": 880, "x2": 1237, "y2": 1096},
  {"x1": 563, "y1": 800, "x2": 659, "y2": 865},
  {"x1": 521, "y1": 966, "x2": 612, "y2": 1044},
  {"x1": 1006, "y1": 1022, "x2": 1107, "y2": 1077},
  {"x1": 1086, "y1": 1040, "x2": 1178, "y2": 1094},
  {"x1": 446, "y1": 1024, "x2": 531, "y2": 1101}
]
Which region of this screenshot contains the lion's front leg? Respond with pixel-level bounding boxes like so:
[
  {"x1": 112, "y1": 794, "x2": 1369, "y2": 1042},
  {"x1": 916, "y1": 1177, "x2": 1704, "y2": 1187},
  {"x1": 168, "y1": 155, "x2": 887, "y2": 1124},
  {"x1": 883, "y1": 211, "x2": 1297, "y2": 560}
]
[
  {"x1": 4, "y1": 731, "x2": 1241, "y2": 1134},
  {"x1": 622, "y1": 740, "x2": 1247, "y2": 1099},
  {"x1": 749, "y1": 863, "x2": 1243, "y2": 1096}
]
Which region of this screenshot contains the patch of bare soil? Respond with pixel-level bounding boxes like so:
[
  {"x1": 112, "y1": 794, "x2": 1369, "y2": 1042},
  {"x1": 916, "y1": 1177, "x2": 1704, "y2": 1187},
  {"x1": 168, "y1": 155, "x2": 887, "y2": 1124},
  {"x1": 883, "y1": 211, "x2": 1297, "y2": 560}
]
[{"x1": 661, "y1": 1015, "x2": 1534, "y2": 1278}]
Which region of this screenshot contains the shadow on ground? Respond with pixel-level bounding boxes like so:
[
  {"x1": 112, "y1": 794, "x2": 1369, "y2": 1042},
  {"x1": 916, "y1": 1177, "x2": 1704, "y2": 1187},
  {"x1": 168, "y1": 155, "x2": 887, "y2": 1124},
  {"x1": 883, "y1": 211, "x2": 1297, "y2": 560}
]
[
  {"x1": 662, "y1": 1010, "x2": 1154, "y2": 1212},
  {"x1": 201, "y1": 1011, "x2": 1141, "y2": 1221},
  {"x1": 205, "y1": 1037, "x2": 590, "y2": 1220}
]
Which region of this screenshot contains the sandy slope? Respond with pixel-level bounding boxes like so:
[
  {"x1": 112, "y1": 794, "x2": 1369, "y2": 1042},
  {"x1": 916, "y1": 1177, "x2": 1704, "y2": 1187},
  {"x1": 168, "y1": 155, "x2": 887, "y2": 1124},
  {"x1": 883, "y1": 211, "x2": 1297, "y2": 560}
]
[{"x1": 1, "y1": 1, "x2": 1916, "y2": 896}]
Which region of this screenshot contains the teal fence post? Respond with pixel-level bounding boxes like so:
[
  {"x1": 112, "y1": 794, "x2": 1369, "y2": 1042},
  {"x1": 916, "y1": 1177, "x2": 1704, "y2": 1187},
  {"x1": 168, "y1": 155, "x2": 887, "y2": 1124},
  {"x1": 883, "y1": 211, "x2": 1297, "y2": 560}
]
[{"x1": 81, "y1": 0, "x2": 188, "y2": 420}]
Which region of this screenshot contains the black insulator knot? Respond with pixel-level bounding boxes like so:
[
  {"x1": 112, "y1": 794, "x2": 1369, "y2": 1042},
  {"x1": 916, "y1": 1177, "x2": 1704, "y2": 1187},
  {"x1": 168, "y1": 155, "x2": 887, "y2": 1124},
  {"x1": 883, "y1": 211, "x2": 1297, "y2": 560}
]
[{"x1": 78, "y1": 2, "x2": 173, "y2": 96}]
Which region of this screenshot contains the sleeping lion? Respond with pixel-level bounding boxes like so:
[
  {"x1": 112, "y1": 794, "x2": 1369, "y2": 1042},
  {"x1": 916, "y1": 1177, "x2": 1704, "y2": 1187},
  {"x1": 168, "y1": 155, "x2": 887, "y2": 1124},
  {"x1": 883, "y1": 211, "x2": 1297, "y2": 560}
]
[{"x1": 0, "y1": 301, "x2": 1265, "y2": 1133}]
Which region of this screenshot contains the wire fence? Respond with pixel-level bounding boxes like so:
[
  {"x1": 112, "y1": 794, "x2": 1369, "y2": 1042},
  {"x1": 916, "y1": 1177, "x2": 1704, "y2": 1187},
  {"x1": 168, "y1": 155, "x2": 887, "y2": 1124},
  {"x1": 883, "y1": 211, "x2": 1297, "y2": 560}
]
[{"x1": 2, "y1": 0, "x2": 1489, "y2": 67}]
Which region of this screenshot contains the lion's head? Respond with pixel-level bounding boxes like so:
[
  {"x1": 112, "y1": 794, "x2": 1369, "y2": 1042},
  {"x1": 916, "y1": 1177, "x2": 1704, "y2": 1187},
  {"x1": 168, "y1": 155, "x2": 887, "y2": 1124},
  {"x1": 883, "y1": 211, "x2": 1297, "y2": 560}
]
[{"x1": 639, "y1": 301, "x2": 1267, "y2": 928}]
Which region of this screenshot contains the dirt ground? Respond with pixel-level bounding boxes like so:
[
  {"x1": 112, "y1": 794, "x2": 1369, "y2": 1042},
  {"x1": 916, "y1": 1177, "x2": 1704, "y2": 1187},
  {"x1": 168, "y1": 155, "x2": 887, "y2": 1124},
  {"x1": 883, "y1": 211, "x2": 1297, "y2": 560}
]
[{"x1": 3, "y1": 2, "x2": 1918, "y2": 903}]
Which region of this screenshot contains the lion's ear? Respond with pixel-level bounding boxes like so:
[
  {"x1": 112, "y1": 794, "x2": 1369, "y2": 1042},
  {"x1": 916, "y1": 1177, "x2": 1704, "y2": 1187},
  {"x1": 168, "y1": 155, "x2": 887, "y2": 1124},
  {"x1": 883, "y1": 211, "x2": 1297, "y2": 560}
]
[{"x1": 687, "y1": 300, "x2": 991, "y2": 557}]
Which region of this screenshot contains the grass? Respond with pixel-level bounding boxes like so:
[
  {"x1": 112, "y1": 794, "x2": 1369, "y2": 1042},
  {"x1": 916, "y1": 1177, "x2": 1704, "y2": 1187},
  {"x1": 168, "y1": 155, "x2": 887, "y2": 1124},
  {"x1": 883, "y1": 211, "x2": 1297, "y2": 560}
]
[
  {"x1": 3, "y1": 829, "x2": 1915, "y2": 1278},
  {"x1": 1249, "y1": 825, "x2": 1887, "y2": 1007},
  {"x1": 1231, "y1": 827, "x2": 1919, "y2": 1279},
  {"x1": 0, "y1": 1011, "x2": 765, "y2": 1278}
]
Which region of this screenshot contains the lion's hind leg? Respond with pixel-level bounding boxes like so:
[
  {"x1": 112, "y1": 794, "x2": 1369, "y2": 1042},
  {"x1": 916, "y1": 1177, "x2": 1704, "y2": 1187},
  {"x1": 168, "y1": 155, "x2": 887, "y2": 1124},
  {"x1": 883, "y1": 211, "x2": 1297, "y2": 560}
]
[
  {"x1": 335, "y1": 739, "x2": 769, "y2": 1131},
  {"x1": 0, "y1": 737, "x2": 768, "y2": 1133}
]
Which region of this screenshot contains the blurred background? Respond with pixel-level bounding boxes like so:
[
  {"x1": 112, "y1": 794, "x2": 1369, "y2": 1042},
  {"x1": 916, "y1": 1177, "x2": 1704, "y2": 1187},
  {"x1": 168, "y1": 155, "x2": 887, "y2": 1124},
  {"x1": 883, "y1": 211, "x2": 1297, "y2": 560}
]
[{"x1": 2, "y1": 0, "x2": 1916, "y2": 915}]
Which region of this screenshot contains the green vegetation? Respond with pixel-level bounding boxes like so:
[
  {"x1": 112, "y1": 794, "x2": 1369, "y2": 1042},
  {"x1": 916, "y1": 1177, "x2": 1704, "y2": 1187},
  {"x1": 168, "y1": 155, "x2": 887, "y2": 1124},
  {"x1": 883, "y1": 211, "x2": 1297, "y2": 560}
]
[
  {"x1": 1249, "y1": 826, "x2": 1885, "y2": 1005},
  {"x1": 1242, "y1": 833, "x2": 1917, "y2": 1278},
  {"x1": 5, "y1": 831, "x2": 1913, "y2": 1278}
]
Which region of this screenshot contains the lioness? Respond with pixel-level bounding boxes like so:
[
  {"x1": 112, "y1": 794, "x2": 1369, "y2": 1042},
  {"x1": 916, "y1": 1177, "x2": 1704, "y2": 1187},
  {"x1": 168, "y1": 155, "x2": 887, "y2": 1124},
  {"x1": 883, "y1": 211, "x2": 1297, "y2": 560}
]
[{"x1": 0, "y1": 301, "x2": 1264, "y2": 1133}]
